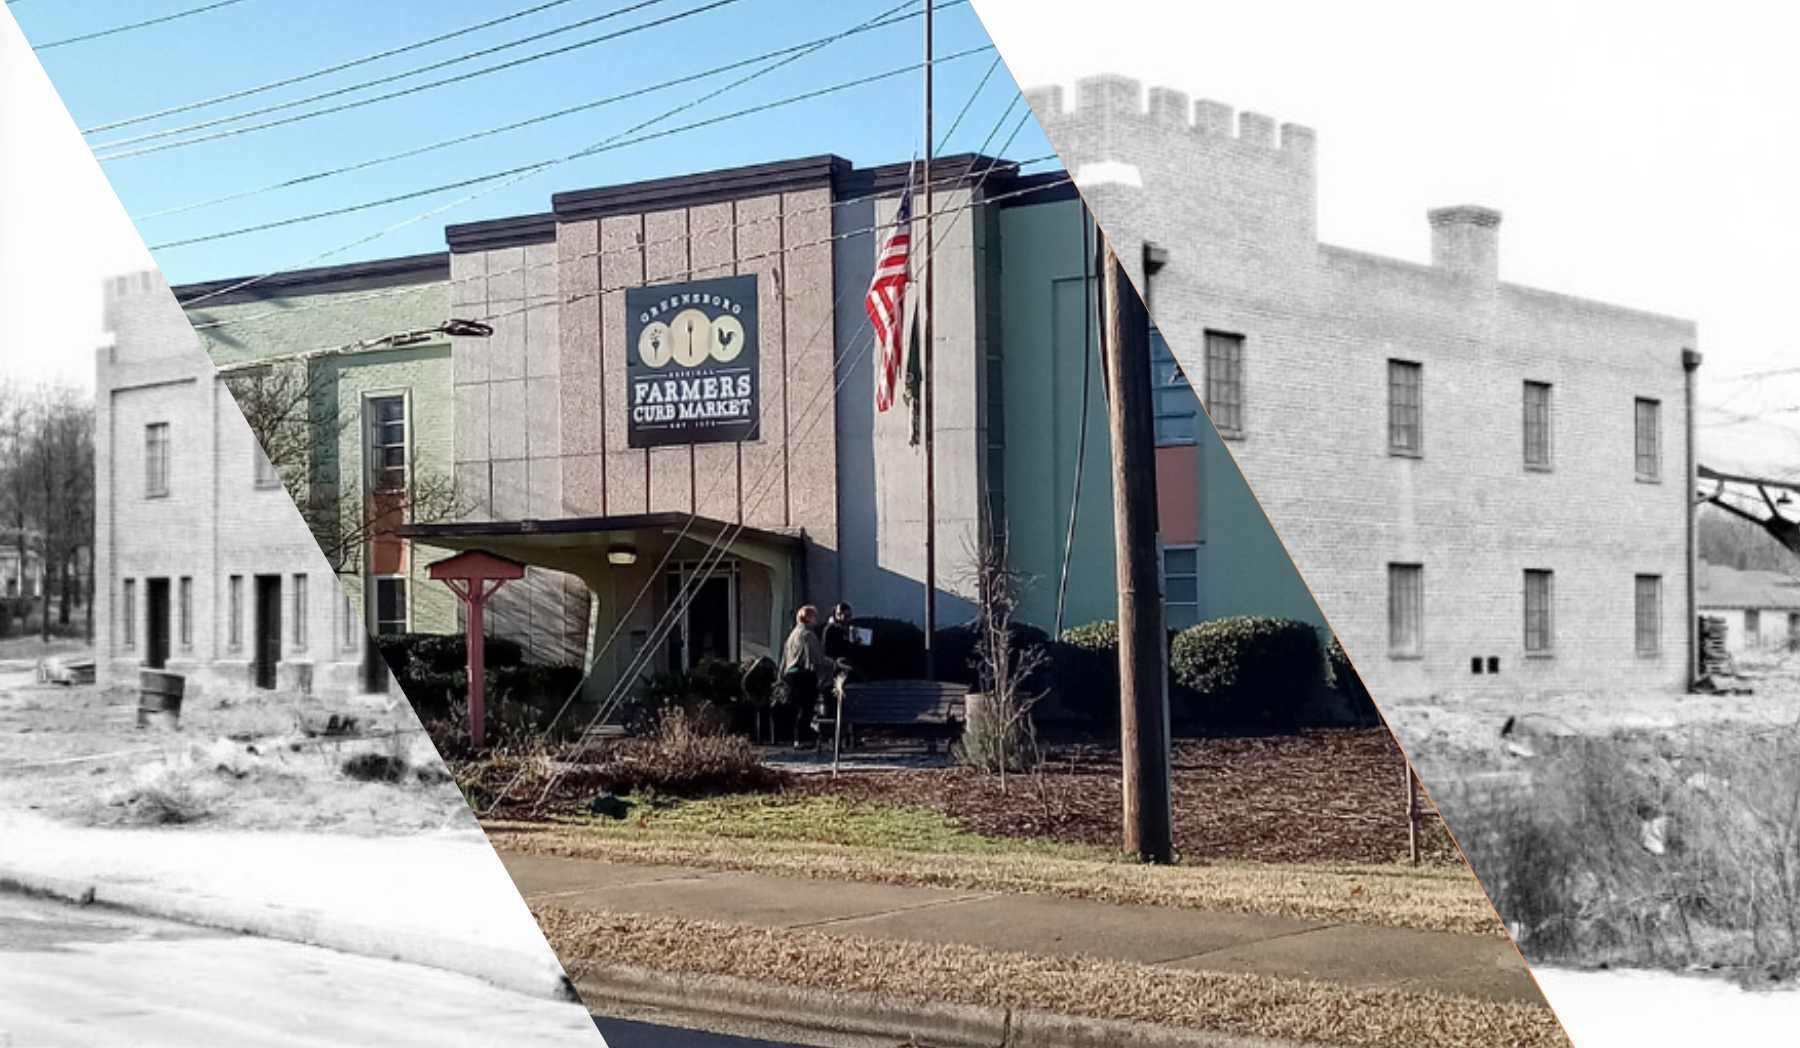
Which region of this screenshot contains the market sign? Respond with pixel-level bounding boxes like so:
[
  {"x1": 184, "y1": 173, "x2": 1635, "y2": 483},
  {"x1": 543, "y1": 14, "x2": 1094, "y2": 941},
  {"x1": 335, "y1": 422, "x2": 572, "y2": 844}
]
[{"x1": 625, "y1": 275, "x2": 760, "y2": 448}]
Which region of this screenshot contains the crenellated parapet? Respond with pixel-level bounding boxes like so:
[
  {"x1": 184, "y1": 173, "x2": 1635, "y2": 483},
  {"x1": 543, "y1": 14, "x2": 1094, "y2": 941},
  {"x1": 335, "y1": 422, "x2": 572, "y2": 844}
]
[{"x1": 1027, "y1": 76, "x2": 1315, "y2": 168}]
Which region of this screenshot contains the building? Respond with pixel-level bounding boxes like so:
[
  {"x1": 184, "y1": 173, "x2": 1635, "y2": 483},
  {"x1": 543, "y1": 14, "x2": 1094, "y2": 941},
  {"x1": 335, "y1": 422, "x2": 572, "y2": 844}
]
[
  {"x1": 1025, "y1": 76, "x2": 1700, "y2": 700},
  {"x1": 175, "y1": 256, "x2": 461, "y2": 658},
  {"x1": 167, "y1": 153, "x2": 1328, "y2": 704},
  {"x1": 96, "y1": 270, "x2": 384, "y2": 695},
  {"x1": 1697, "y1": 564, "x2": 1800, "y2": 654}
]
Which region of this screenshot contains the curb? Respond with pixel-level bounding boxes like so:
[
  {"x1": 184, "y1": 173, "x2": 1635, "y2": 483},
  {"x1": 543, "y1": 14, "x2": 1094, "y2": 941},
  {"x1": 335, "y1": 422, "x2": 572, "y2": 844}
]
[
  {"x1": 0, "y1": 865, "x2": 577, "y2": 1003},
  {"x1": 578, "y1": 964, "x2": 1321, "y2": 1048}
]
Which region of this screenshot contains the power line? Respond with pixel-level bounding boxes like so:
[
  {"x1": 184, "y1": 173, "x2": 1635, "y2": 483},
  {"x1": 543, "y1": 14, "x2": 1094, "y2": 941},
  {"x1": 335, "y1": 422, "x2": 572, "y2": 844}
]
[
  {"x1": 132, "y1": 3, "x2": 954, "y2": 223},
  {"x1": 93, "y1": 0, "x2": 740, "y2": 159},
  {"x1": 81, "y1": 0, "x2": 589, "y2": 135},
  {"x1": 149, "y1": 45, "x2": 995, "y2": 251},
  {"x1": 170, "y1": 0, "x2": 931, "y2": 311},
  {"x1": 182, "y1": 163, "x2": 1065, "y2": 333},
  {"x1": 32, "y1": 0, "x2": 257, "y2": 52}
]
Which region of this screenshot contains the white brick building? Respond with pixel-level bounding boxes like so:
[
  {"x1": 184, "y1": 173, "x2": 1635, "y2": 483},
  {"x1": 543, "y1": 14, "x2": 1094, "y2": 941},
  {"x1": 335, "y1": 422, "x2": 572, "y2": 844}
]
[{"x1": 96, "y1": 271, "x2": 381, "y2": 695}]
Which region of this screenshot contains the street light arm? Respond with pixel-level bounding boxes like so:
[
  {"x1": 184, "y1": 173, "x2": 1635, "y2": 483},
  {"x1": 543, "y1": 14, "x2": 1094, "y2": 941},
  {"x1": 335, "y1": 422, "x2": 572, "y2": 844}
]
[{"x1": 211, "y1": 318, "x2": 493, "y2": 374}]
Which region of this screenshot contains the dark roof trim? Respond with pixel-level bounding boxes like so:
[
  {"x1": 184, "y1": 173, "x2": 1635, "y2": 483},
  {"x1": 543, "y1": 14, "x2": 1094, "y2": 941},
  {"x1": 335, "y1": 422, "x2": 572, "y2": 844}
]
[
  {"x1": 996, "y1": 169, "x2": 1080, "y2": 208},
  {"x1": 833, "y1": 154, "x2": 1019, "y2": 199},
  {"x1": 401, "y1": 511, "x2": 804, "y2": 551},
  {"x1": 171, "y1": 253, "x2": 449, "y2": 308},
  {"x1": 552, "y1": 155, "x2": 850, "y2": 225},
  {"x1": 444, "y1": 212, "x2": 558, "y2": 254}
]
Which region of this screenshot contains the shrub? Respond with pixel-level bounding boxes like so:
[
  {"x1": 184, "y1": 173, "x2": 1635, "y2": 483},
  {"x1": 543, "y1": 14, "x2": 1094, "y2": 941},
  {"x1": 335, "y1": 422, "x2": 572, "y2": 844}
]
[
  {"x1": 1169, "y1": 617, "x2": 1323, "y2": 731},
  {"x1": 933, "y1": 621, "x2": 1053, "y2": 694},
  {"x1": 1052, "y1": 621, "x2": 1122, "y2": 727},
  {"x1": 1325, "y1": 635, "x2": 1379, "y2": 725},
  {"x1": 955, "y1": 692, "x2": 1038, "y2": 774},
  {"x1": 850, "y1": 617, "x2": 926, "y2": 681},
  {"x1": 595, "y1": 709, "x2": 789, "y2": 797}
]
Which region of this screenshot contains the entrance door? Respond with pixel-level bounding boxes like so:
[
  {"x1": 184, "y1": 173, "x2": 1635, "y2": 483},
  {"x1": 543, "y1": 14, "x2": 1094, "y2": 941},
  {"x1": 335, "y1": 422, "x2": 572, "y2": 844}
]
[
  {"x1": 253, "y1": 575, "x2": 282, "y2": 690},
  {"x1": 666, "y1": 561, "x2": 739, "y2": 672},
  {"x1": 144, "y1": 578, "x2": 171, "y2": 669},
  {"x1": 361, "y1": 630, "x2": 389, "y2": 694}
]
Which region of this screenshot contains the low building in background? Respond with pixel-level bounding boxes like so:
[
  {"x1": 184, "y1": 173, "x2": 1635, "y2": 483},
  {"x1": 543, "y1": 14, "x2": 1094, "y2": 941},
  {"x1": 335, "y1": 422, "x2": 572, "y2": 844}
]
[
  {"x1": 1697, "y1": 563, "x2": 1800, "y2": 654},
  {"x1": 1027, "y1": 76, "x2": 1700, "y2": 701},
  {"x1": 96, "y1": 271, "x2": 382, "y2": 695}
]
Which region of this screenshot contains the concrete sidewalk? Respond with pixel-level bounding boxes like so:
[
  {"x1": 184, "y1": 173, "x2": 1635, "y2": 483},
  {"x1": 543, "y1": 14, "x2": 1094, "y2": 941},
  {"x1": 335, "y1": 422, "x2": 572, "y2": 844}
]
[
  {"x1": 0, "y1": 809, "x2": 575, "y2": 1000},
  {"x1": 502, "y1": 853, "x2": 1541, "y2": 1004}
]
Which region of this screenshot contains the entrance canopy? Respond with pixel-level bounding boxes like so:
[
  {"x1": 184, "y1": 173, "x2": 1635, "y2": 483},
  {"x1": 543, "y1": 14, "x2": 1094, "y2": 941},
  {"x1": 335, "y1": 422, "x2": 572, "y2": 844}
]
[
  {"x1": 401, "y1": 513, "x2": 806, "y2": 690},
  {"x1": 400, "y1": 512, "x2": 803, "y2": 575}
]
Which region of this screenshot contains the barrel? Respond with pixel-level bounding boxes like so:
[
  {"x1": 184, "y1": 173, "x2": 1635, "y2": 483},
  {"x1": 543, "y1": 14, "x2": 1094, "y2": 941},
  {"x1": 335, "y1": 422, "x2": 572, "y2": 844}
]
[{"x1": 138, "y1": 670, "x2": 185, "y2": 731}]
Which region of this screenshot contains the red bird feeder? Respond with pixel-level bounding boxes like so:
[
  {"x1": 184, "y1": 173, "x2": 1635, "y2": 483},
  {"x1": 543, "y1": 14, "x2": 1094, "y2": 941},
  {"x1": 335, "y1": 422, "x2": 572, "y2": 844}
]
[{"x1": 427, "y1": 550, "x2": 527, "y2": 750}]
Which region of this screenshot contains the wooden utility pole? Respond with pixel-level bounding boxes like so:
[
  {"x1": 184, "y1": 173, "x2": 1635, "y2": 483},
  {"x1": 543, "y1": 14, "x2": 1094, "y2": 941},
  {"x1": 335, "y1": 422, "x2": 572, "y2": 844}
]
[{"x1": 1099, "y1": 238, "x2": 1174, "y2": 864}]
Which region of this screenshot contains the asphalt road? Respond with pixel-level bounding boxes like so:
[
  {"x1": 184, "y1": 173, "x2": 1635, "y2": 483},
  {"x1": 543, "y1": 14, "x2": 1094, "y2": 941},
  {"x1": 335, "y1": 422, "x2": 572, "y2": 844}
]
[
  {"x1": 593, "y1": 1016, "x2": 811, "y2": 1048},
  {"x1": 0, "y1": 891, "x2": 600, "y2": 1046}
]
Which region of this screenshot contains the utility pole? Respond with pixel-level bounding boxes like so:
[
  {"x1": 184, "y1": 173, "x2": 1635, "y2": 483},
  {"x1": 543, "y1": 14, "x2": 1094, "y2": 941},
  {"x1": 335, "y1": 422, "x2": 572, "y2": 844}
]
[{"x1": 1099, "y1": 237, "x2": 1174, "y2": 864}]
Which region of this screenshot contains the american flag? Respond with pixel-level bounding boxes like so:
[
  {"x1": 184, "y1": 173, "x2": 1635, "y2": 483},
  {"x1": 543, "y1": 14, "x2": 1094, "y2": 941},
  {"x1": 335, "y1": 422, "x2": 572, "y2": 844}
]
[{"x1": 865, "y1": 190, "x2": 912, "y2": 413}]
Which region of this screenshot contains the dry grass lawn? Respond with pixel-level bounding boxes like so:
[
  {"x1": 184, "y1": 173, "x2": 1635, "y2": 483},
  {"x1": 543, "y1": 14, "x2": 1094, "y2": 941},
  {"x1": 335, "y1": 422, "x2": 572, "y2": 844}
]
[
  {"x1": 489, "y1": 819, "x2": 1504, "y2": 935},
  {"x1": 542, "y1": 908, "x2": 1566, "y2": 1048}
]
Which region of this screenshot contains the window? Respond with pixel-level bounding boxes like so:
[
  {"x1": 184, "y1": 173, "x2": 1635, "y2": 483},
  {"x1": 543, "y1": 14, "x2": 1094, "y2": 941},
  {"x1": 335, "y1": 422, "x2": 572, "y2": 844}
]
[
  {"x1": 1523, "y1": 381, "x2": 1552, "y2": 469},
  {"x1": 144, "y1": 423, "x2": 170, "y2": 497},
  {"x1": 122, "y1": 578, "x2": 136, "y2": 649},
  {"x1": 253, "y1": 437, "x2": 280, "y2": 489},
  {"x1": 367, "y1": 396, "x2": 407, "y2": 493},
  {"x1": 1151, "y1": 330, "x2": 1198, "y2": 445},
  {"x1": 343, "y1": 586, "x2": 363, "y2": 650},
  {"x1": 292, "y1": 573, "x2": 308, "y2": 651},
  {"x1": 1635, "y1": 575, "x2": 1661, "y2": 656},
  {"x1": 1524, "y1": 570, "x2": 1555, "y2": 653},
  {"x1": 1746, "y1": 608, "x2": 1762, "y2": 648},
  {"x1": 1635, "y1": 398, "x2": 1661, "y2": 480},
  {"x1": 228, "y1": 575, "x2": 243, "y2": 650},
  {"x1": 1388, "y1": 360, "x2": 1423, "y2": 455},
  {"x1": 373, "y1": 577, "x2": 408, "y2": 635},
  {"x1": 1204, "y1": 331, "x2": 1244, "y2": 437},
  {"x1": 1389, "y1": 564, "x2": 1423, "y2": 656},
  {"x1": 178, "y1": 577, "x2": 193, "y2": 649},
  {"x1": 1162, "y1": 545, "x2": 1200, "y2": 629}
]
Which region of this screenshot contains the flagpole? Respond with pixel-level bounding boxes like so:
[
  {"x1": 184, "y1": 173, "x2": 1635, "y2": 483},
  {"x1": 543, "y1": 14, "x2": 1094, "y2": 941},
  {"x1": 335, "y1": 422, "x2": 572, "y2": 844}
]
[{"x1": 921, "y1": 0, "x2": 937, "y2": 681}]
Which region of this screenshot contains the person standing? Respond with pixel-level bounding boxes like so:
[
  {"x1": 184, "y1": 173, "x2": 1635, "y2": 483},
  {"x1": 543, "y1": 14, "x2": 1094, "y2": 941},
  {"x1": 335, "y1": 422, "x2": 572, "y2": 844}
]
[
  {"x1": 821, "y1": 603, "x2": 859, "y2": 670},
  {"x1": 780, "y1": 605, "x2": 830, "y2": 747}
]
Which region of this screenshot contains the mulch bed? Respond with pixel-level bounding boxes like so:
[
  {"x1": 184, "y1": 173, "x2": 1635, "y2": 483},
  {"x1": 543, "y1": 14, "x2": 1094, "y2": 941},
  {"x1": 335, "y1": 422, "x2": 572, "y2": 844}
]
[{"x1": 784, "y1": 729, "x2": 1461, "y2": 866}]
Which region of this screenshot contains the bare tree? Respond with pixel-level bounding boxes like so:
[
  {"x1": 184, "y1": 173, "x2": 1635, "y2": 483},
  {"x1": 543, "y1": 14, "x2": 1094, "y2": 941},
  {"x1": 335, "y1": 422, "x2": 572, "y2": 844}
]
[
  {"x1": 956, "y1": 527, "x2": 1048, "y2": 790},
  {"x1": 225, "y1": 362, "x2": 465, "y2": 575}
]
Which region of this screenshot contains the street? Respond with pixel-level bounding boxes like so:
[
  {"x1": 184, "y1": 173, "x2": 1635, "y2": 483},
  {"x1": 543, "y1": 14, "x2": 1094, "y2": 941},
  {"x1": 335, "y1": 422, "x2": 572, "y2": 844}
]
[
  {"x1": 594, "y1": 1016, "x2": 813, "y2": 1048},
  {"x1": 0, "y1": 892, "x2": 601, "y2": 1047}
]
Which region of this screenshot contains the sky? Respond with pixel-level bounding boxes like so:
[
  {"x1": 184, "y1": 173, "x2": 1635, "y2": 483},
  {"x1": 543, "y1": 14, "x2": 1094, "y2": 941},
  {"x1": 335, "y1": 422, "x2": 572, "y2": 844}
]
[
  {"x1": 4, "y1": 0, "x2": 1794, "y2": 475},
  {"x1": 971, "y1": 0, "x2": 1800, "y2": 478},
  {"x1": 8, "y1": 0, "x2": 1051, "y2": 286},
  {"x1": 0, "y1": 10, "x2": 155, "y2": 391}
]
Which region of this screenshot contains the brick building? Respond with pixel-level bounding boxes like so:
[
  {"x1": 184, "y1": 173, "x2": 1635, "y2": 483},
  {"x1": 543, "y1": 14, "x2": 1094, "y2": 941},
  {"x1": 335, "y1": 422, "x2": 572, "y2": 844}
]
[
  {"x1": 96, "y1": 270, "x2": 382, "y2": 695},
  {"x1": 1025, "y1": 76, "x2": 1702, "y2": 700},
  {"x1": 165, "y1": 152, "x2": 1329, "y2": 707}
]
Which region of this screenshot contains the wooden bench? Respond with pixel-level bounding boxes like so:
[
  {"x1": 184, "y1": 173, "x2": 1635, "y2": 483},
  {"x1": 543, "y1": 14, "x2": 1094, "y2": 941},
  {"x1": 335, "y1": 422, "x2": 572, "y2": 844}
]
[{"x1": 815, "y1": 680, "x2": 968, "y2": 760}]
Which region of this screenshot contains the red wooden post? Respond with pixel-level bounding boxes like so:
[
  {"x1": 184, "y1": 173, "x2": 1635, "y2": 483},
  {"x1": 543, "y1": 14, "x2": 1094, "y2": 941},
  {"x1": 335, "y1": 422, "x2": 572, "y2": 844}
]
[{"x1": 427, "y1": 551, "x2": 527, "y2": 750}]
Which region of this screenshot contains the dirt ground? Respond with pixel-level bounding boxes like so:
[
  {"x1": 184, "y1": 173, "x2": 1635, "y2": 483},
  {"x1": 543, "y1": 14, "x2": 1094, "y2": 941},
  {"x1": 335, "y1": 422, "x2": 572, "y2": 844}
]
[
  {"x1": 0, "y1": 658, "x2": 469, "y2": 834},
  {"x1": 1379, "y1": 651, "x2": 1800, "y2": 780},
  {"x1": 784, "y1": 729, "x2": 1461, "y2": 865}
]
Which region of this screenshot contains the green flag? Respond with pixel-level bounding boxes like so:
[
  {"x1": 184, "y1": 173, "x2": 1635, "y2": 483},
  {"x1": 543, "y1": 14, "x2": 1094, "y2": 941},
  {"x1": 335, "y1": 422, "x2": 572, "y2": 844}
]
[{"x1": 902, "y1": 308, "x2": 923, "y2": 447}]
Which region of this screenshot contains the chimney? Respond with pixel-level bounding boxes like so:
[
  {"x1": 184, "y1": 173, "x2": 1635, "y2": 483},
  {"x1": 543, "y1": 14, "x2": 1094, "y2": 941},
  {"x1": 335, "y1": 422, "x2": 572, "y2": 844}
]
[{"x1": 1428, "y1": 206, "x2": 1502, "y2": 282}]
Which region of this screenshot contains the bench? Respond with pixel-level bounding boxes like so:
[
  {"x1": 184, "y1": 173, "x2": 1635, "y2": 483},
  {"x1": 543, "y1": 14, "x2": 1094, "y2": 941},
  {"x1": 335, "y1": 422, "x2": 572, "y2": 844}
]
[{"x1": 815, "y1": 680, "x2": 968, "y2": 761}]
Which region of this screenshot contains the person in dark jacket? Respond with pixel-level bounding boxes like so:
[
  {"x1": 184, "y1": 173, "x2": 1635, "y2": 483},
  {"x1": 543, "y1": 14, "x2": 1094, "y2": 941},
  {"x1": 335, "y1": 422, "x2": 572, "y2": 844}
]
[{"x1": 821, "y1": 603, "x2": 859, "y2": 668}]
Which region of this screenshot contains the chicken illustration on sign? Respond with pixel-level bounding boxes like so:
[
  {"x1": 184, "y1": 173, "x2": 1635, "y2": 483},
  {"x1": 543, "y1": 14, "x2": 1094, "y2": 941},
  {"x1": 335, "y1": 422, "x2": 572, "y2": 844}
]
[{"x1": 626, "y1": 275, "x2": 760, "y2": 447}]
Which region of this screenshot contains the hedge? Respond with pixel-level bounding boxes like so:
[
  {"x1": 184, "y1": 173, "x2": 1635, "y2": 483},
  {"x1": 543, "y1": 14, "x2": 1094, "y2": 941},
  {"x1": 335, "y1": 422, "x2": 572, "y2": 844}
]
[{"x1": 1169, "y1": 617, "x2": 1323, "y2": 731}]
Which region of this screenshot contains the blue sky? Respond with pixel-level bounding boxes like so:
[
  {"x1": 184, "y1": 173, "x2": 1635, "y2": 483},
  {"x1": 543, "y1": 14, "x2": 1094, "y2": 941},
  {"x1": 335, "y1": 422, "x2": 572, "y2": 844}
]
[{"x1": 11, "y1": 0, "x2": 1054, "y2": 286}]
